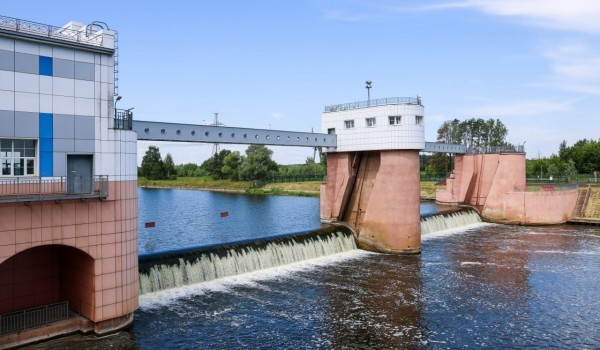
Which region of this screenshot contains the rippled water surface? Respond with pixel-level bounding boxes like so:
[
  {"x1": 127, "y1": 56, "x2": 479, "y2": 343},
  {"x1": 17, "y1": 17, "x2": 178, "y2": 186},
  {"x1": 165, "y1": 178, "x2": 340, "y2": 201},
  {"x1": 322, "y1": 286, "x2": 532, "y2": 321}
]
[
  {"x1": 130, "y1": 223, "x2": 600, "y2": 349},
  {"x1": 137, "y1": 188, "x2": 322, "y2": 253}
]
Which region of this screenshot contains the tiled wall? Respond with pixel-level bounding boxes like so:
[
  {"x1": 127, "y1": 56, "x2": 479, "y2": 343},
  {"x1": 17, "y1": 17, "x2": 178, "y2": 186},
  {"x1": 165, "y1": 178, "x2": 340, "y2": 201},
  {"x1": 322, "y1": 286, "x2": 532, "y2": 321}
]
[
  {"x1": 321, "y1": 104, "x2": 425, "y2": 152},
  {"x1": 0, "y1": 36, "x2": 123, "y2": 177},
  {"x1": 0, "y1": 180, "x2": 139, "y2": 322},
  {"x1": 0, "y1": 24, "x2": 138, "y2": 334}
]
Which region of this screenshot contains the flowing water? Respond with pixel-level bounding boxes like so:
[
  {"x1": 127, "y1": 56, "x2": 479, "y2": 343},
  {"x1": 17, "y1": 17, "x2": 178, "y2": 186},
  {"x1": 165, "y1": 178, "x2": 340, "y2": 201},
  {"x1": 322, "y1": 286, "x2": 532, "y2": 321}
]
[{"x1": 24, "y1": 189, "x2": 600, "y2": 349}]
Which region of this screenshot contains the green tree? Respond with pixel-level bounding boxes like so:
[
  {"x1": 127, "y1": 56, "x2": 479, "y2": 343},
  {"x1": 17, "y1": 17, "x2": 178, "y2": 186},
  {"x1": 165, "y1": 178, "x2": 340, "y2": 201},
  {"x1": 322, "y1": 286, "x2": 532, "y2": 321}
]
[
  {"x1": 140, "y1": 146, "x2": 165, "y2": 180},
  {"x1": 239, "y1": 145, "x2": 278, "y2": 180},
  {"x1": 558, "y1": 139, "x2": 600, "y2": 174},
  {"x1": 221, "y1": 151, "x2": 243, "y2": 180},
  {"x1": 163, "y1": 153, "x2": 176, "y2": 179},
  {"x1": 200, "y1": 149, "x2": 232, "y2": 179}
]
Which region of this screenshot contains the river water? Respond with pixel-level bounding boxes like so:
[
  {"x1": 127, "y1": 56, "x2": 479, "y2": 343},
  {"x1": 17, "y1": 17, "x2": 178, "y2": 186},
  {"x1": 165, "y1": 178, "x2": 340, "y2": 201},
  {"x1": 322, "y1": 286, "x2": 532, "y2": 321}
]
[{"x1": 28, "y1": 189, "x2": 600, "y2": 349}]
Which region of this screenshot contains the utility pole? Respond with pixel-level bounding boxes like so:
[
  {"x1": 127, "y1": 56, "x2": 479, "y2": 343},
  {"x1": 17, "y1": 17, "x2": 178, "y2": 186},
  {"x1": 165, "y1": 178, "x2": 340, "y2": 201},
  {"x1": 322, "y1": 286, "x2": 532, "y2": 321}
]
[
  {"x1": 365, "y1": 80, "x2": 372, "y2": 106},
  {"x1": 210, "y1": 112, "x2": 224, "y2": 157}
]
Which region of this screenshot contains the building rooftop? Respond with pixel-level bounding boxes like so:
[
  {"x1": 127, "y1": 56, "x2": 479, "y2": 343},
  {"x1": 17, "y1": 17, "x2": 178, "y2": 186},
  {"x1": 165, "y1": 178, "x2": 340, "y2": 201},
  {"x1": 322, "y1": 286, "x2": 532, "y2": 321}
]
[
  {"x1": 324, "y1": 96, "x2": 422, "y2": 113},
  {"x1": 0, "y1": 15, "x2": 115, "y2": 52}
]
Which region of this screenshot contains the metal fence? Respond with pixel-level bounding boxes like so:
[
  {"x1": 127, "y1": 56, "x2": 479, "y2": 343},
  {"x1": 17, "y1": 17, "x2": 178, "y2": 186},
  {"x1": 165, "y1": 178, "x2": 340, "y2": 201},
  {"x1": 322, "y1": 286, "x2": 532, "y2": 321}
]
[
  {"x1": 324, "y1": 96, "x2": 421, "y2": 113},
  {"x1": 0, "y1": 15, "x2": 106, "y2": 47},
  {"x1": 465, "y1": 145, "x2": 525, "y2": 154},
  {"x1": 0, "y1": 301, "x2": 69, "y2": 335},
  {"x1": 114, "y1": 109, "x2": 133, "y2": 130},
  {"x1": 524, "y1": 183, "x2": 579, "y2": 192},
  {"x1": 0, "y1": 175, "x2": 108, "y2": 203}
]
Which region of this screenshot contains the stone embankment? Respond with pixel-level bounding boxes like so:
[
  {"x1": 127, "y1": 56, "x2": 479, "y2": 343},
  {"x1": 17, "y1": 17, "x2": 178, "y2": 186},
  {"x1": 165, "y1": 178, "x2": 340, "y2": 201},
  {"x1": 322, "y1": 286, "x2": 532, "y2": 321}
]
[
  {"x1": 584, "y1": 187, "x2": 600, "y2": 218},
  {"x1": 570, "y1": 186, "x2": 600, "y2": 225}
]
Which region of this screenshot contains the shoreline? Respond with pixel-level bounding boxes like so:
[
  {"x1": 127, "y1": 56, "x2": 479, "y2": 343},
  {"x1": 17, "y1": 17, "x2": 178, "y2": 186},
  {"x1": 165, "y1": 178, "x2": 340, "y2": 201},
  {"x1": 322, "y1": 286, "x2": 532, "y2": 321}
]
[
  {"x1": 138, "y1": 184, "x2": 320, "y2": 197},
  {"x1": 138, "y1": 185, "x2": 247, "y2": 193}
]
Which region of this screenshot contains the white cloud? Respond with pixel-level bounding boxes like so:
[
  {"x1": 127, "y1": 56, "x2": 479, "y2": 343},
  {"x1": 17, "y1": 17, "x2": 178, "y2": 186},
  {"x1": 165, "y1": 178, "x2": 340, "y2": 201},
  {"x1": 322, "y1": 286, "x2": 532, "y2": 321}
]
[
  {"x1": 539, "y1": 41, "x2": 600, "y2": 95},
  {"x1": 416, "y1": 0, "x2": 600, "y2": 34},
  {"x1": 464, "y1": 99, "x2": 576, "y2": 117},
  {"x1": 271, "y1": 112, "x2": 284, "y2": 119}
]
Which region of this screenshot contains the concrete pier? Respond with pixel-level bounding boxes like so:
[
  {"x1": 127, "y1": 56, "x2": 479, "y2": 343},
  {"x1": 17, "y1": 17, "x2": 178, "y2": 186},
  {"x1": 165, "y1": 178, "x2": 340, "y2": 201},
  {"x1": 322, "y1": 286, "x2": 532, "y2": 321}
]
[{"x1": 320, "y1": 97, "x2": 424, "y2": 253}]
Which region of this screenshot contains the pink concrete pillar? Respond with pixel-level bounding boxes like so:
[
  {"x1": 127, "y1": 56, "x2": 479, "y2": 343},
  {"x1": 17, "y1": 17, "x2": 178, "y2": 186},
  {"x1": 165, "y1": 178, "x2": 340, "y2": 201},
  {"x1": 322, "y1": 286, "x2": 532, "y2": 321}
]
[
  {"x1": 320, "y1": 152, "x2": 353, "y2": 221},
  {"x1": 358, "y1": 150, "x2": 421, "y2": 254}
]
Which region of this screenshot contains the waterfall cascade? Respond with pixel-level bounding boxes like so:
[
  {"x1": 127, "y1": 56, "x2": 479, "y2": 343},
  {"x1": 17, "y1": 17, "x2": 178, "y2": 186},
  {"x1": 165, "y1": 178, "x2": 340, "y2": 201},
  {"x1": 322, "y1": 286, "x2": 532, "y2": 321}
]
[
  {"x1": 421, "y1": 209, "x2": 482, "y2": 235},
  {"x1": 139, "y1": 226, "x2": 356, "y2": 295}
]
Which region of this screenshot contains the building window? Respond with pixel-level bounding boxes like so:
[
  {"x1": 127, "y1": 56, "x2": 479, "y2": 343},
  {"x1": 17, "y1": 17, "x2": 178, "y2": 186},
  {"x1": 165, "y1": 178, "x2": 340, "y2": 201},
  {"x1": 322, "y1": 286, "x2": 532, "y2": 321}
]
[
  {"x1": 0, "y1": 139, "x2": 36, "y2": 176},
  {"x1": 366, "y1": 117, "x2": 376, "y2": 127},
  {"x1": 328, "y1": 128, "x2": 336, "y2": 134},
  {"x1": 344, "y1": 120, "x2": 355, "y2": 129},
  {"x1": 416, "y1": 115, "x2": 423, "y2": 125},
  {"x1": 389, "y1": 116, "x2": 402, "y2": 125}
]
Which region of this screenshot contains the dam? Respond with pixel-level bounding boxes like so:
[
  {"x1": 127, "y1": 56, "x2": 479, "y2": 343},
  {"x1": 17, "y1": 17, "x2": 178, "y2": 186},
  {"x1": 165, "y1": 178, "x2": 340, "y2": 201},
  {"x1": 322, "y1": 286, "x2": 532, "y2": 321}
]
[{"x1": 0, "y1": 14, "x2": 592, "y2": 349}]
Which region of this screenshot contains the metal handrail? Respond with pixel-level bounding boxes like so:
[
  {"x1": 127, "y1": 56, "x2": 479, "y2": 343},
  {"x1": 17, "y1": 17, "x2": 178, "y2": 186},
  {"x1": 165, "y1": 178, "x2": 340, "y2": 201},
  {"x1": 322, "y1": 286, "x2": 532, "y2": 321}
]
[
  {"x1": 524, "y1": 183, "x2": 579, "y2": 192},
  {"x1": 324, "y1": 96, "x2": 422, "y2": 112},
  {"x1": 465, "y1": 145, "x2": 525, "y2": 154},
  {"x1": 0, "y1": 301, "x2": 69, "y2": 335},
  {"x1": 0, "y1": 15, "x2": 107, "y2": 47},
  {"x1": 114, "y1": 109, "x2": 133, "y2": 130},
  {"x1": 0, "y1": 175, "x2": 108, "y2": 203}
]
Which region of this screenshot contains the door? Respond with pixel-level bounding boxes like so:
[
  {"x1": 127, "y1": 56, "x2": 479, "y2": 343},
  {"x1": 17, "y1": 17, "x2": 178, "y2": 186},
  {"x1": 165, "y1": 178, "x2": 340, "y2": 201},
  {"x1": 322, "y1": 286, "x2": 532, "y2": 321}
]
[{"x1": 67, "y1": 155, "x2": 93, "y2": 194}]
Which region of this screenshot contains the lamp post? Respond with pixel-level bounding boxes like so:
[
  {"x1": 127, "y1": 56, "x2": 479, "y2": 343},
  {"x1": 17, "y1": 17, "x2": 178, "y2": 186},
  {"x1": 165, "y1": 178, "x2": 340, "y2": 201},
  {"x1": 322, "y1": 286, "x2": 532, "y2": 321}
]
[
  {"x1": 365, "y1": 80, "x2": 372, "y2": 106},
  {"x1": 114, "y1": 95, "x2": 122, "y2": 110}
]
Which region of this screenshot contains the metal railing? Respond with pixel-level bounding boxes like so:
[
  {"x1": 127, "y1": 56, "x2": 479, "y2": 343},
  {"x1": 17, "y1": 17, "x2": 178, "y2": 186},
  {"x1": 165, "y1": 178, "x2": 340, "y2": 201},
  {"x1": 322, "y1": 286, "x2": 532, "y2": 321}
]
[
  {"x1": 465, "y1": 145, "x2": 525, "y2": 154},
  {"x1": 0, "y1": 301, "x2": 69, "y2": 335},
  {"x1": 0, "y1": 15, "x2": 107, "y2": 47},
  {"x1": 114, "y1": 109, "x2": 133, "y2": 130},
  {"x1": 525, "y1": 183, "x2": 579, "y2": 192},
  {"x1": 0, "y1": 175, "x2": 108, "y2": 203},
  {"x1": 324, "y1": 96, "x2": 422, "y2": 112}
]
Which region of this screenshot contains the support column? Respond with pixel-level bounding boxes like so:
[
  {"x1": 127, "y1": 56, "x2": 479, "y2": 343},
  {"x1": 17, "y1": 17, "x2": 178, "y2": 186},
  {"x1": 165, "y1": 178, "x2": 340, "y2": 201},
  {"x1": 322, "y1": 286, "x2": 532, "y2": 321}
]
[
  {"x1": 321, "y1": 150, "x2": 421, "y2": 254},
  {"x1": 358, "y1": 150, "x2": 421, "y2": 254}
]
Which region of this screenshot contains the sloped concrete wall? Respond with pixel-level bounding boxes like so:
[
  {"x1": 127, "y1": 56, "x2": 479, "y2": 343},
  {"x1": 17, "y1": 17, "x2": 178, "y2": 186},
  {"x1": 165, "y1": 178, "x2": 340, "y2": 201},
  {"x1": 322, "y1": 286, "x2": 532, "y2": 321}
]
[
  {"x1": 437, "y1": 153, "x2": 577, "y2": 224},
  {"x1": 321, "y1": 150, "x2": 421, "y2": 254}
]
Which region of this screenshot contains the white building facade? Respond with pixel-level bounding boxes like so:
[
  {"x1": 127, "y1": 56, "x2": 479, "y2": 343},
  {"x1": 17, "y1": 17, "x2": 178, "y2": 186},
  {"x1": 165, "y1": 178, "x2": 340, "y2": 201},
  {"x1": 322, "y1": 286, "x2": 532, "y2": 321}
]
[{"x1": 321, "y1": 97, "x2": 425, "y2": 152}]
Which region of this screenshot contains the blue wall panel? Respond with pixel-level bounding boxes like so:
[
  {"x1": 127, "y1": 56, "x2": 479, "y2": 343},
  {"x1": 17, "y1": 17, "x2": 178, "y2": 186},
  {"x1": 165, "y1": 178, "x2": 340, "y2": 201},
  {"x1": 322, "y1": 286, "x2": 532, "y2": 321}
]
[
  {"x1": 39, "y1": 113, "x2": 53, "y2": 176},
  {"x1": 39, "y1": 56, "x2": 53, "y2": 76},
  {"x1": 40, "y1": 151, "x2": 53, "y2": 176},
  {"x1": 39, "y1": 113, "x2": 53, "y2": 138}
]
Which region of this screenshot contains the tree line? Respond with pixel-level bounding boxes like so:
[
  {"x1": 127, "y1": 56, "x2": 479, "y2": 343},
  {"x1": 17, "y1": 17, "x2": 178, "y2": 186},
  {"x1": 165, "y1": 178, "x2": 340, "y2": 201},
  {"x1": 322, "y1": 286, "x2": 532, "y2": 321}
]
[
  {"x1": 527, "y1": 139, "x2": 600, "y2": 179},
  {"x1": 426, "y1": 117, "x2": 510, "y2": 173},
  {"x1": 139, "y1": 145, "x2": 326, "y2": 181}
]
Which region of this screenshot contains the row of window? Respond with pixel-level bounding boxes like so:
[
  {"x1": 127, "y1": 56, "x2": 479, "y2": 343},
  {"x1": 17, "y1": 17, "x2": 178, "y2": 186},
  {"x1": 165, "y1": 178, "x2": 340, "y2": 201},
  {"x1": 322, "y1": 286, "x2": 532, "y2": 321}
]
[
  {"x1": 1, "y1": 139, "x2": 36, "y2": 176},
  {"x1": 344, "y1": 116, "x2": 423, "y2": 129}
]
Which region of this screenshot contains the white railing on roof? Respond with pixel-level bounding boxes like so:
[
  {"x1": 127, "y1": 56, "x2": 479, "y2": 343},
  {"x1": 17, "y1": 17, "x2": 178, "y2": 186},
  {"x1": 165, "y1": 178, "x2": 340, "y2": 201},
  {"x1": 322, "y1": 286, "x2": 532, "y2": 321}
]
[{"x1": 0, "y1": 15, "x2": 106, "y2": 47}]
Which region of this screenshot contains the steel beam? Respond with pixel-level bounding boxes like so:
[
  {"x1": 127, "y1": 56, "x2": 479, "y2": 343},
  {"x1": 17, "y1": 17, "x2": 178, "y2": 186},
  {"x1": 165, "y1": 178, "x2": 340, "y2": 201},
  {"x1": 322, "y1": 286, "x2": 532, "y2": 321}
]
[
  {"x1": 133, "y1": 120, "x2": 337, "y2": 148},
  {"x1": 424, "y1": 142, "x2": 466, "y2": 154}
]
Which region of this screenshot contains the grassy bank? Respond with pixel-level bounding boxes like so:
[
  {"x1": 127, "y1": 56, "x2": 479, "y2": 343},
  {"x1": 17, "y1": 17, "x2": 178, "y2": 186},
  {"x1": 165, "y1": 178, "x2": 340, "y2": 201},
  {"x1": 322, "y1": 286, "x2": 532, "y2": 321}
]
[
  {"x1": 248, "y1": 181, "x2": 321, "y2": 197},
  {"x1": 421, "y1": 181, "x2": 444, "y2": 198},
  {"x1": 138, "y1": 177, "x2": 251, "y2": 191},
  {"x1": 139, "y1": 177, "x2": 444, "y2": 198}
]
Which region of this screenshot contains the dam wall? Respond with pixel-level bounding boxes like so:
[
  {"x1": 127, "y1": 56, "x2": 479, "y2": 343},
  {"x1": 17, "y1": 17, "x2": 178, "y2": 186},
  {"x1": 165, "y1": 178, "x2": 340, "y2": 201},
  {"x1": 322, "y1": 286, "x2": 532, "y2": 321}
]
[
  {"x1": 437, "y1": 153, "x2": 578, "y2": 224},
  {"x1": 321, "y1": 150, "x2": 421, "y2": 254}
]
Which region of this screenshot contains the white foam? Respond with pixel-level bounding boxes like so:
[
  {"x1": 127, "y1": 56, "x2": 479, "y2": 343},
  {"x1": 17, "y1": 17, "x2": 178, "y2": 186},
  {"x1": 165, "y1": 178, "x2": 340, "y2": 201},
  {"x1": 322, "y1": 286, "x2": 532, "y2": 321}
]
[
  {"x1": 533, "y1": 250, "x2": 599, "y2": 256},
  {"x1": 422, "y1": 222, "x2": 492, "y2": 240},
  {"x1": 139, "y1": 249, "x2": 370, "y2": 309}
]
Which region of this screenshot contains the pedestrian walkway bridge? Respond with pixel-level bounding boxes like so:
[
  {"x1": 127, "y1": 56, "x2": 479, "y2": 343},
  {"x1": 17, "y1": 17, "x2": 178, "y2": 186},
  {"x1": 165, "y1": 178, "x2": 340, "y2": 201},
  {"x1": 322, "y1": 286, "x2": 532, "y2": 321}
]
[{"x1": 126, "y1": 118, "x2": 466, "y2": 153}]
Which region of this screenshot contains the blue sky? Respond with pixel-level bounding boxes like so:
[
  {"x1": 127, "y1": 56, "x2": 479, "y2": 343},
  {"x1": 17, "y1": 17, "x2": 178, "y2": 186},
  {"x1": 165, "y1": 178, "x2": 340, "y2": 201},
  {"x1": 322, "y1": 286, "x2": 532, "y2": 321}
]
[{"x1": 3, "y1": 1, "x2": 600, "y2": 164}]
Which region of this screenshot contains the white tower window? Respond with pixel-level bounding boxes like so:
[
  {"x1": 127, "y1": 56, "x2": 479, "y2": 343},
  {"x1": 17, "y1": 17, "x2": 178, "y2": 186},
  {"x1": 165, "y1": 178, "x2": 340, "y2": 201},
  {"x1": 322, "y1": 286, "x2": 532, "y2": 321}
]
[
  {"x1": 389, "y1": 116, "x2": 402, "y2": 125},
  {"x1": 344, "y1": 120, "x2": 355, "y2": 129},
  {"x1": 366, "y1": 117, "x2": 376, "y2": 127}
]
